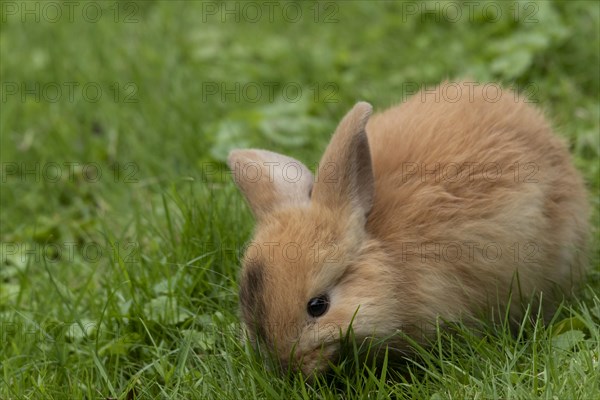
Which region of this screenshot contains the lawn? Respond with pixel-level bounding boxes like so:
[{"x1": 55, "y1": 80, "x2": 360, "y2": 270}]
[{"x1": 1, "y1": 1, "x2": 599, "y2": 398}]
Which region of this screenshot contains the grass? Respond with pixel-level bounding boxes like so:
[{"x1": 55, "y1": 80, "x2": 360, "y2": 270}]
[{"x1": 1, "y1": 1, "x2": 599, "y2": 398}]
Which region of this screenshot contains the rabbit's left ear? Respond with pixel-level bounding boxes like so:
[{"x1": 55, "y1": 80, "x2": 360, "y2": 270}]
[
  {"x1": 311, "y1": 102, "x2": 374, "y2": 219},
  {"x1": 227, "y1": 149, "x2": 314, "y2": 220}
]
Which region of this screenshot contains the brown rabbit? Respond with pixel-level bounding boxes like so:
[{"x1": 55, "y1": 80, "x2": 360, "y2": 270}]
[{"x1": 227, "y1": 81, "x2": 590, "y2": 376}]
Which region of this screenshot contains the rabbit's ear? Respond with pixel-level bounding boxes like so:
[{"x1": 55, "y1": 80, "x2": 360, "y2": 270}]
[
  {"x1": 227, "y1": 149, "x2": 314, "y2": 220},
  {"x1": 311, "y1": 102, "x2": 374, "y2": 218}
]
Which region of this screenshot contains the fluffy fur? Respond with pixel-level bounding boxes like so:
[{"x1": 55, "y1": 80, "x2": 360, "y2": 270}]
[{"x1": 227, "y1": 82, "x2": 590, "y2": 376}]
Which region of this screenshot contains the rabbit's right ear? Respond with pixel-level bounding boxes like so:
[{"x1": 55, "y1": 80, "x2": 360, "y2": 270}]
[
  {"x1": 311, "y1": 102, "x2": 374, "y2": 219},
  {"x1": 227, "y1": 149, "x2": 314, "y2": 220}
]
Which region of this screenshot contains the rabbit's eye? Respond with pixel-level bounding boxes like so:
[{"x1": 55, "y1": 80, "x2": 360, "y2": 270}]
[{"x1": 307, "y1": 295, "x2": 329, "y2": 317}]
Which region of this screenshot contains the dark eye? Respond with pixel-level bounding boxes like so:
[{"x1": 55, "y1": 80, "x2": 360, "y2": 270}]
[{"x1": 307, "y1": 295, "x2": 329, "y2": 317}]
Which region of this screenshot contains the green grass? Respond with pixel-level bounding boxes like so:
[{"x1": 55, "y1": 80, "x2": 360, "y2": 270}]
[{"x1": 1, "y1": 1, "x2": 599, "y2": 398}]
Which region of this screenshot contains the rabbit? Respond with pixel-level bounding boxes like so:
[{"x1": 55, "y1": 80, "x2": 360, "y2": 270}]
[{"x1": 227, "y1": 81, "x2": 590, "y2": 377}]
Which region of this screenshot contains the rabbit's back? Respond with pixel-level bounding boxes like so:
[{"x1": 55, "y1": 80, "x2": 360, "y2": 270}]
[{"x1": 365, "y1": 82, "x2": 589, "y2": 322}]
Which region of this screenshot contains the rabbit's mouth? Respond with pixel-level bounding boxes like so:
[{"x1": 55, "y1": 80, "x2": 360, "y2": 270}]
[{"x1": 281, "y1": 340, "x2": 341, "y2": 377}]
